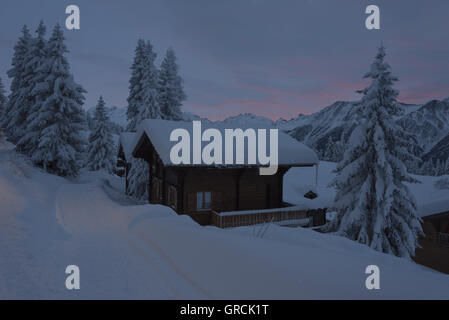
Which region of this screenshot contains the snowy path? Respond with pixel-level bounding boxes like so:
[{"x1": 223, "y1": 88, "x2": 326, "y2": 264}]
[
  {"x1": 29, "y1": 177, "x2": 209, "y2": 299},
  {"x1": 0, "y1": 148, "x2": 207, "y2": 298}
]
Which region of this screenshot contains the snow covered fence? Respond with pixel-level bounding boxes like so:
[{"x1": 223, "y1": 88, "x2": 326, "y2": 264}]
[{"x1": 208, "y1": 207, "x2": 326, "y2": 229}]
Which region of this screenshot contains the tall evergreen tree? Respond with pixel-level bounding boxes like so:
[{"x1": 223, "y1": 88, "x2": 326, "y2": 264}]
[
  {"x1": 158, "y1": 48, "x2": 186, "y2": 120},
  {"x1": 0, "y1": 77, "x2": 6, "y2": 123},
  {"x1": 1, "y1": 25, "x2": 32, "y2": 139},
  {"x1": 86, "y1": 96, "x2": 115, "y2": 173},
  {"x1": 31, "y1": 24, "x2": 87, "y2": 176},
  {"x1": 125, "y1": 39, "x2": 160, "y2": 199},
  {"x1": 126, "y1": 39, "x2": 146, "y2": 132},
  {"x1": 126, "y1": 40, "x2": 160, "y2": 131},
  {"x1": 17, "y1": 21, "x2": 51, "y2": 155},
  {"x1": 14, "y1": 21, "x2": 47, "y2": 148},
  {"x1": 326, "y1": 45, "x2": 423, "y2": 258},
  {"x1": 138, "y1": 41, "x2": 161, "y2": 121}
]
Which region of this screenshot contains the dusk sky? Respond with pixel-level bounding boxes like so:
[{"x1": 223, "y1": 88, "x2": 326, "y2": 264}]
[{"x1": 1, "y1": 0, "x2": 448, "y2": 120}]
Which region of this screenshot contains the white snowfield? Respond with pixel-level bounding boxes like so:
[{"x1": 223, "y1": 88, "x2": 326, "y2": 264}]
[
  {"x1": 284, "y1": 162, "x2": 449, "y2": 218},
  {"x1": 1, "y1": 146, "x2": 449, "y2": 299}
]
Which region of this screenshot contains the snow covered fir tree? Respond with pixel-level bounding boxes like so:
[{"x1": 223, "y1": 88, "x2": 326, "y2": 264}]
[
  {"x1": 126, "y1": 39, "x2": 161, "y2": 132},
  {"x1": 1, "y1": 25, "x2": 32, "y2": 143},
  {"x1": 2, "y1": 22, "x2": 86, "y2": 176},
  {"x1": 0, "y1": 77, "x2": 6, "y2": 122},
  {"x1": 86, "y1": 96, "x2": 115, "y2": 173},
  {"x1": 125, "y1": 40, "x2": 186, "y2": 199},
  {"x1": 158, "y1": 48, "x2": 186, "y2": 121},
  {"x1": 16, "y1": 21, "x2": 50, "y2": 156},
  {"x1": 0, "y1": 24, "x2": 187, "y2": 188},
  {"x1": 125, "y1": 39, "x2": 160, "y2": 198},
  {"x1": 325, "y1": 45, "x2": 423, "y2": 258},
  {"x1": 30, "y1": 24, "x2": 86, "y2": 176}
]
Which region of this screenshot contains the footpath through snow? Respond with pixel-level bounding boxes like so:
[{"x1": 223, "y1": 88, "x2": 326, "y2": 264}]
[{"x1": 1, "y1": 147, "x2": 449, "y2": 299}]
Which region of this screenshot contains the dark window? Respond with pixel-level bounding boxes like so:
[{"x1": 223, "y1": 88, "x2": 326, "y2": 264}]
[
  {"x1": 168, "y1": 186, "x2": 177, "y2": 209},
  {"x1": 196, "y1": 191, "x2": 211, "y2": 210}
]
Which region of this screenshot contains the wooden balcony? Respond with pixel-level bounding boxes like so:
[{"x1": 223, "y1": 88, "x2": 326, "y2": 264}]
[{"x1": 188, "y1": 206, "x2": 327, "y2": 228}]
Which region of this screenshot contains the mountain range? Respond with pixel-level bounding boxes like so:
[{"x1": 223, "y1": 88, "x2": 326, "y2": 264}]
[{"x1": 96, "y1": 97, "x2": 449, "y2": 174}]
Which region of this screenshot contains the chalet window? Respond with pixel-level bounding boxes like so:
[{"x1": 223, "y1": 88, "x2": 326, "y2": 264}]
[
  {"x1": 158, "y1": 180, "x2": 163, "y2": 202},
  {"x1": 151, "y1": 153, "x2": 157, "y2": 174},
  {"x1": 168, "y1": 186, "x2": 177, "y2": 209},
  {"x1": 196, "y1": 191, "x2": 211, "y2": 210},
  {"x1": 153, "y1": 178, "x2": 159, "y2": 203},
  {"x1": 152, "y1": 178, "x2": 163, "y2": 203}
]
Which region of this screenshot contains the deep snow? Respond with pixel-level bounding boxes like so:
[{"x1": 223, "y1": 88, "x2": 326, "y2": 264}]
[
  {"x1": 284, "y1": 161, "x2": 449, "y2": 218},
  {"x1": 1, "y1": 146, "x2": 449, "y2": 299}
]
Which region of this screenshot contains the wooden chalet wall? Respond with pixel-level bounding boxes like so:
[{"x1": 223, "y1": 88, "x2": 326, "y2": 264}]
[
  {"x1": 424, "y1": 212, "x2": 449, "y2": 234},
  {"x1": 179, "y1": 167, "x2": 288, "y2": 214},
  {"x1": 131, "y1": 132, "x2": 292, "y2": 215},
  {"x1": 133, "y1": 133, "x2": 165, "y2": 204},
  {"x1": 413, "y1": 212, "x2": 449, "y2": 274}
]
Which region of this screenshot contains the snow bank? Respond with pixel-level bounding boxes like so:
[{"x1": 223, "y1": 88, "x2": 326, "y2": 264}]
[
  {"x1": 284, "y1": 161, "x2": 449, "y2": 218},
  {"x1": 410, "y1": 174, "x2": 449, "y2": 217},
  {"x1": 284, "y1": 161, "x2": 335, "y2": 209}
]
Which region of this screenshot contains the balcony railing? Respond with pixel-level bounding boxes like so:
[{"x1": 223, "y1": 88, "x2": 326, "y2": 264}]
[{"x1": 210, "y1": 207, "x2": 326, "y2": 229}]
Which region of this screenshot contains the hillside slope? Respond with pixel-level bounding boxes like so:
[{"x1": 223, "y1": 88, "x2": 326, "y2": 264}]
[{"x1": 1, "y1": 148, "x2": 448, "y2": 299}]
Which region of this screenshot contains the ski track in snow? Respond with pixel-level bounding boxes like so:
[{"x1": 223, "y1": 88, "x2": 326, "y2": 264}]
[
  {"x1": 0, "y1": 154, "x2": 209, "y2": 299},
  {"x1": 46, "y1": 179, "x2": 208, "y2": 299}
]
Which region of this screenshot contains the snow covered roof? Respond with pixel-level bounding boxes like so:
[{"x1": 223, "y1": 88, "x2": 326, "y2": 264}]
[
  {"x1": 130, "y1": 119, "x2": 318, "y2": 167},
  {"x1": 119, "y1": 132, "x2": 136, "y2": 161}
]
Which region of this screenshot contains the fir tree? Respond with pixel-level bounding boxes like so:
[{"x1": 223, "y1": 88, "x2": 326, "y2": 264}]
[
  {"x1": 86, "y1": 96, "x2": 115, "y2": 173},
  {"x1": 17, "y1": 21, "x2": 50, "y2": 155},
  {"x1": 125, "y1": 39, "x2": 161, "y2": 199},
  {"x1": 86, "y1": 111, "x2": 93, "y2": 130},
  {"x1": 126, "y1": 39, "x2": 146, "y2": 131},
  {"x1": 31, "y1": 24, "x2": 87, "y2": 176},
  {"x1": 0, "y1": 77, "x2": 6, "y2": 123},
  {"x1": 326, "y1": 45, "x2": 423, "y2": 258},
  {"x1": 1, "y1": 25, "x2": 32, "y2": 140},
  {"x1": 158, "y1": 47, "x2": 186, "y2": 120},
  {"x1": 137, "y1": 41, "x2": 160, "y2": 122},
  {"x1": 126, "y1": 40, "x2": 160, "y2": 131},
  {"x1": 16, "y1": 21, "x2": 47, "y2": 148}
]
